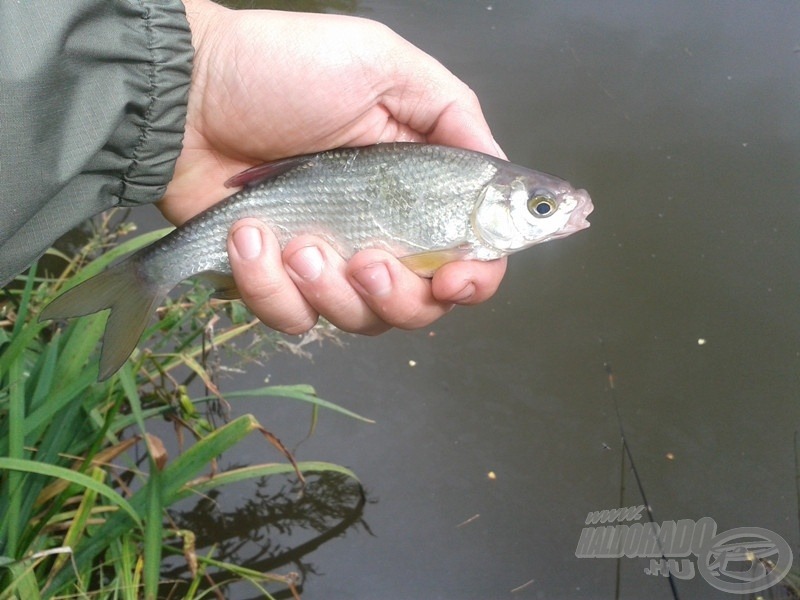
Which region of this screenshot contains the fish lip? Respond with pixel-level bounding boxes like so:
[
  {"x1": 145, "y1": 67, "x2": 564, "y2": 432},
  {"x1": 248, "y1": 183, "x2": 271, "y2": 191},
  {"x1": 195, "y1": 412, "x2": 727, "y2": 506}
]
[
  {"x1": 541, "y1": 189, "x2": 593, "y2": 241},
  {"x1": 563, "y1": 189, "x2": 593, "y2": 233}
]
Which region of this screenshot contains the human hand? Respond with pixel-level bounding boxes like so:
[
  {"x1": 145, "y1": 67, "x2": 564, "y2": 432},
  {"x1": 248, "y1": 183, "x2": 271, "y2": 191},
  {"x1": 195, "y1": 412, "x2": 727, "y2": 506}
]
[{"x1": 162, "y1": 1, "x2": 507, "y2": 335}]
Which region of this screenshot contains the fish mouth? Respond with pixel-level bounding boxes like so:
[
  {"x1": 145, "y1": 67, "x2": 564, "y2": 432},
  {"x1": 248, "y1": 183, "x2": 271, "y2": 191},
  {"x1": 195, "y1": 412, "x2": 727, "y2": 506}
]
[
  {"x1": 558, "y1": 189, "x2": 594, "y2": 237},
  {"x1": 535, "y1": 189, "x2": 593, "y2": 242}
]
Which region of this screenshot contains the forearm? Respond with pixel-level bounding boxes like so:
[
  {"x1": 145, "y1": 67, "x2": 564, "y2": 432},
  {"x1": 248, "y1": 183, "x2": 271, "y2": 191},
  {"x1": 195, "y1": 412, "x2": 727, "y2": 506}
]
[{"x1": 0, "y1": 0, "x2": 193, "y2": 285}]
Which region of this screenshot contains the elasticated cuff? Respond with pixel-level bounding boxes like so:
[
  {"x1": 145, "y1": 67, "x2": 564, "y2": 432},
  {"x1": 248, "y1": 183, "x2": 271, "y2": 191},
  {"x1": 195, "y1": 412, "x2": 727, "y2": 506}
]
[{"x1": 117, "y1": 0, "x2": 194, "y2": 205}]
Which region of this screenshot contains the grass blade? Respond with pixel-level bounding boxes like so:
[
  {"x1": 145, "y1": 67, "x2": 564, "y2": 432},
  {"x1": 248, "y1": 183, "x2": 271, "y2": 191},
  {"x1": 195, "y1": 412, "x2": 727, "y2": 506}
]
[
  {"x1": 10, "y1": 262, "x2": 37, "y2": 338},
  {"x1": 50, "y1": 467, "x2": 104, "y2": 577},
  {"x1": 181, "y1": 461, "x2": 360, "y2": 500},
  {"x1": 0, "y1": 458, "x2": 142, "y2": 528},
  {"x1": 201, "y1": 385, "x2": 375, "y2": 423},
  {"x1": 143, "y1": 468, "x2": 163, "y2": 600},
  {"x1": 44, "y1": 415, "x2": 262, "y2": 596},
  {"x1": 116, "y1": 363, "x2": 163, "y2": 600},
  {"x1": 4, "y1": 360, "x2": 25, "y2": 558},
  {"x1": 159, "y1": 415, "x2": 261, "y2": 503},
  {"x1": 0, "y1": 556, "x2": 44, "y2": 600},
  {"x1": 0, "y1": 319, "x2": 47, "y2": 380}
]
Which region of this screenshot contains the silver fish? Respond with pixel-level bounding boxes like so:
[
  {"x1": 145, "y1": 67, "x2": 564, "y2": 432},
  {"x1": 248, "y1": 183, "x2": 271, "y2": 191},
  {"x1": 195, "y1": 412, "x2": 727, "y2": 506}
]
[{"x1": 40, "y1": 143, "x2": 593, "y2": 380}]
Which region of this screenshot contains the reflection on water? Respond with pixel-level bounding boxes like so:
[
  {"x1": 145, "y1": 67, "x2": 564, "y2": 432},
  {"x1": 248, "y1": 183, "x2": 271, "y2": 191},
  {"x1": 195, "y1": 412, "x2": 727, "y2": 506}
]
[{"x1": 161, "y1": 472, "x2": 369, "y2": 598}]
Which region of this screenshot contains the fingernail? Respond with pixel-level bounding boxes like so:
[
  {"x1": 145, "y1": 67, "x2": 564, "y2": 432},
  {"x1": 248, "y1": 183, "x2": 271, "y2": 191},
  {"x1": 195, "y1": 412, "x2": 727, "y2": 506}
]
[
  {"x1": 492, "y1": 138, "x2": 507, "y2": 160},
  {"x1": 287, "y1": 245, "x2": 324, "y2": 281},
  {"x1": 450, "y1": 282, "x2": 476, "y2": 303},
  {"x1": 352, "y1": 262, "x2": 392, "y2": 297},
  {"x1": 232, "y1": 225, "x2": 262, "y2": 261}
]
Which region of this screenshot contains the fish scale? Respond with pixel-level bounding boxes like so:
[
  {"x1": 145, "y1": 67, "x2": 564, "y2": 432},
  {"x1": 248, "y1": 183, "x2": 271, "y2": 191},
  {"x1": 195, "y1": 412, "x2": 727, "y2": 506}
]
[{"x1": 40, "y1": 142, "x2": 593, "y2": 380}]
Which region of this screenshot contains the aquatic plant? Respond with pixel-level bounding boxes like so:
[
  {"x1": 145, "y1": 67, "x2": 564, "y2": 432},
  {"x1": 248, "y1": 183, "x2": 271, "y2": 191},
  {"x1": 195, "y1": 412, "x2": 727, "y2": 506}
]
[{"x1": 0, "y1": 214, "x2": 367, "y2": 599}]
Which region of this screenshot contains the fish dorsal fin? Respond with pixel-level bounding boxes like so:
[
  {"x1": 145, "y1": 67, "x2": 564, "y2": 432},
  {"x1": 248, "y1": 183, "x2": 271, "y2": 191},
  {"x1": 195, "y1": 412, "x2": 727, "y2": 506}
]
[
  {"x1": 224, "y1": 155, "x2": 313, "y2": 188},
  {"x1": 399, "y1": 246, "x2": 474, "y2": 278}
]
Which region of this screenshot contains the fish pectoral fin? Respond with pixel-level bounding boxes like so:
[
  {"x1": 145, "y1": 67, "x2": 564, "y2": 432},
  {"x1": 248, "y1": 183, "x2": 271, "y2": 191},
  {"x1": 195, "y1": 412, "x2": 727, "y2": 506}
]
[
  {"x1": 399, "y1": 247, "x2": 474, "y2": 278},
  {"x1": 224, "y1": 155, "x2": 314, "y2": 188},
  {"x1": 200, "y1": 272, "x2": 242, "y2": 300}
]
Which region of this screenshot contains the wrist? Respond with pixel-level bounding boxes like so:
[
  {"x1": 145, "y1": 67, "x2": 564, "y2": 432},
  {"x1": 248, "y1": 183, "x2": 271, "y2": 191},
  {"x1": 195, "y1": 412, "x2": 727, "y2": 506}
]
[{"x1": 181, "y1": 0, "x2": 227, "y2": 52}]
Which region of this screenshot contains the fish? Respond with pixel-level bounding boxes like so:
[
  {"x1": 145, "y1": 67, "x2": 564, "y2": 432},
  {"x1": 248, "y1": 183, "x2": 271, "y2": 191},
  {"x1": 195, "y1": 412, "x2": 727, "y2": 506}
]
[{"x1": 40, "y1": 143, "x2": 593, "y2": 380}]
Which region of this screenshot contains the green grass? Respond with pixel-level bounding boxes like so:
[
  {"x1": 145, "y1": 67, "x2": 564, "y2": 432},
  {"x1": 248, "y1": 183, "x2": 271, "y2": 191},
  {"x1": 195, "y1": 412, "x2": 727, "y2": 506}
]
[{"x1": 0, "y1": 214, "x2": 366, "y2": 599}]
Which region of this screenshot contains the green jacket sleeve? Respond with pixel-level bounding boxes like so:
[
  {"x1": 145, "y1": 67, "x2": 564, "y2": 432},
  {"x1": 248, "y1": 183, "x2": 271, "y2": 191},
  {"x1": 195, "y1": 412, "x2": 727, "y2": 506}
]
[{"x1": 0, "y1": 0, "x2": 193, "y2": 286}]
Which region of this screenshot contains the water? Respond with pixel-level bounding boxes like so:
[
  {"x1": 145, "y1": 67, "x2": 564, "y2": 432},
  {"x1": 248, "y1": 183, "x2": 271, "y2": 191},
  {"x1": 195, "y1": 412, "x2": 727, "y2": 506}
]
[{"x1": 151, "y1": 2, "x2": 800, "y2": 598}]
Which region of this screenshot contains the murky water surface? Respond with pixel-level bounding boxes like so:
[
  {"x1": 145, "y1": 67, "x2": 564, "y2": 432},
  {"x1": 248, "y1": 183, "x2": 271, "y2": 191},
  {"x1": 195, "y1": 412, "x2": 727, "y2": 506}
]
[{"x1": 153, "y1": 2, "x2": 800, "y2": 598}]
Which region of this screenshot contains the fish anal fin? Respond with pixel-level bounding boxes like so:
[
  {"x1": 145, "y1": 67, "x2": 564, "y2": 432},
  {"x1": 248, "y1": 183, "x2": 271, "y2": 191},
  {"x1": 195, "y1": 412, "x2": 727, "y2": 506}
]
[
  {"x1": 199, "y1": 271, "x2": 241, "y2": 300},
  {"x1": 224, "y1": 155, "x2": 313, "y2": 188},
  {"x1": 399, "y1": 247, "x2": 473, "y2": 278}
]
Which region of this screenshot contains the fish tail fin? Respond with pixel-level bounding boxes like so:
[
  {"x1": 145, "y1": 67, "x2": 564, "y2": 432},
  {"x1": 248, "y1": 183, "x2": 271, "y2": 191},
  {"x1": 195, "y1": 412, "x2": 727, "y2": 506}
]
[{"x1": 40, "y1": 258, "x2": 167, "y2": 381}]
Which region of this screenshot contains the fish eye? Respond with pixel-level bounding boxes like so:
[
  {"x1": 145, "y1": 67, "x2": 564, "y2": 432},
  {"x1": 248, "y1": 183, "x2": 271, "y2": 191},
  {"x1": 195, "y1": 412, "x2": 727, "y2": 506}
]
[{"x1": 528, "y1": 194, "x2": 556, "y2": 217}]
